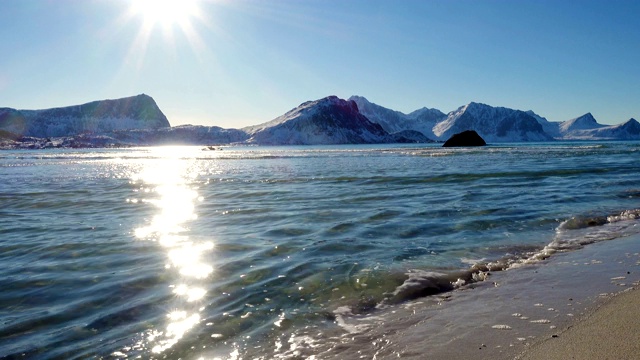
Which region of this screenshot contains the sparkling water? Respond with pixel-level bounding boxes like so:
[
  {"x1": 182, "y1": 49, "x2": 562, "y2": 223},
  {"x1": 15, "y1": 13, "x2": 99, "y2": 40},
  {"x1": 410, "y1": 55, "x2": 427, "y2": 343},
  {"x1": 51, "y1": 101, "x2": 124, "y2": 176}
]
[{"x1": 1, "y1": 142, "x2": 639, "y2": 359}]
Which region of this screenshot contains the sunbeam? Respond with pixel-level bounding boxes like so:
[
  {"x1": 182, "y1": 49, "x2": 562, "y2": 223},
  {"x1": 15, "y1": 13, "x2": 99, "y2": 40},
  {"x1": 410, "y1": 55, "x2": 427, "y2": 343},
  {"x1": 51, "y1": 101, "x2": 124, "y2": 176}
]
[{"x1": 123, "y1": 0, "x2": 209, "y2": 69}]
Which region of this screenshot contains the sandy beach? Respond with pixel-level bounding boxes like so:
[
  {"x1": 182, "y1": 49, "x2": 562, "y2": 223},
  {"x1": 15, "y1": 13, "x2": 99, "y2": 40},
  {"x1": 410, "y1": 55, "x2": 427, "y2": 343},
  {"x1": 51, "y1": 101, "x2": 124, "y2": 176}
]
[
  {"x1": 517, "y1": 285, "x2": 640, "y2": 360},
  {"x1": 325, "y1": 232, "x2": 640, "y2": 360}
]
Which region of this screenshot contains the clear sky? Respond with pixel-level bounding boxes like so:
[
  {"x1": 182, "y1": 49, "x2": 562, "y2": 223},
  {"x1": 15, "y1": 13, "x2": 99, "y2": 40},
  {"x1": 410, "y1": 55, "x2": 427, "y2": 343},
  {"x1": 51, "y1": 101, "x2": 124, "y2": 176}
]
[{"x1": 1, "y1": 0, "x2": 639, "y2": 128}]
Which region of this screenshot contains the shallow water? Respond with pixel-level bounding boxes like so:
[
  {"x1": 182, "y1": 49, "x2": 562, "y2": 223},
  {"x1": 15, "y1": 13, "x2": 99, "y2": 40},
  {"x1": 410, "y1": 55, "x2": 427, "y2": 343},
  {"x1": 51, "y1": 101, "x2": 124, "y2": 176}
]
[{"x1": 0, "y1": 142, "x2": 639, "y2": 359}]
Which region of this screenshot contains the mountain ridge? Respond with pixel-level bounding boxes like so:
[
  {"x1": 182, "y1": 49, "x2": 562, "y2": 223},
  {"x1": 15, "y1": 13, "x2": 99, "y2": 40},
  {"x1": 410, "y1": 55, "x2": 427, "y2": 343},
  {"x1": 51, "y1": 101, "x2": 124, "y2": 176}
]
[
  {"x1": 0, "y1": 94, "x2": 169, "y2": 138},
  {"x1": 2, "y1": 94, "x2": 639, "y2": 148},
  {"x1": 351, "y1": 97, "x2": 638, "y2": 142},
  {"x1": 242, "y1": 96, "x2": 392, "y2": 145}
]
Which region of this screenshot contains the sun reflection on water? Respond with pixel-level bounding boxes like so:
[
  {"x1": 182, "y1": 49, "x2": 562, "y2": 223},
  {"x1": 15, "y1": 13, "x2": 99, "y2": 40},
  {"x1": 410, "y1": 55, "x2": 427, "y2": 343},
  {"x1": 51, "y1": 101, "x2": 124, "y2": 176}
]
[{"x1": 130, "y1": 147, "x2": 212, "y2": 354}]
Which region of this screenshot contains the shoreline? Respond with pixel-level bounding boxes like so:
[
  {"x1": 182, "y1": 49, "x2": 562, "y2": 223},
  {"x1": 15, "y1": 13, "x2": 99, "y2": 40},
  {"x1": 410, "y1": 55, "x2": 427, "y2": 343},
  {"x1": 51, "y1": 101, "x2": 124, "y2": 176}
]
[
  {"x1": 325, "y1": 232, "x2": 640, "y2": 359},
  {"x1": 516, "y1": 284, "x2": 640, "y2": 359},
  {"x1": 435, "y1": 232, "x2": 640, "y2": 360}
]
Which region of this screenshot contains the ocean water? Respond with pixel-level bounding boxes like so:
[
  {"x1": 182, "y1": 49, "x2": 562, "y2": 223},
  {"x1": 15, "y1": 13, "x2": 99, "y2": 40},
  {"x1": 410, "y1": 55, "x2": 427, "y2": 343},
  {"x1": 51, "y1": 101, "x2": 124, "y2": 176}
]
[{"x1": 1, "y1": 142, "x2": 639, "y2": 359}]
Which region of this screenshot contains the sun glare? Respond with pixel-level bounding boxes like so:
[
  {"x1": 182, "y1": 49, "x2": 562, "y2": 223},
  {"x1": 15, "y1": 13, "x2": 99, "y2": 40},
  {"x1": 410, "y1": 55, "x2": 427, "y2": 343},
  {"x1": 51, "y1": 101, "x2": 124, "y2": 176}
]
[
  {"x1": 122, "y1": 0, "x2": 210, "y2": 69},
  {"x1": 132, "y1": 0, "x2": 201, "y2": 28}
]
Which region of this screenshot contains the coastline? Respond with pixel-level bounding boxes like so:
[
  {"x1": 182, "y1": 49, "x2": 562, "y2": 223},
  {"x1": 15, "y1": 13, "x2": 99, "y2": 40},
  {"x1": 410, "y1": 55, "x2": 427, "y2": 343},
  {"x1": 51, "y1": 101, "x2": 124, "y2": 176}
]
[
  {"x1": 441, "y1": 232, "x2": 640, "y2": 360},
  {"x1": 325, "y1": 231, "x2": 640, "y2": 359},
  {"x1": 516, "y1": 285, "x2": 640, "y2": 360}
]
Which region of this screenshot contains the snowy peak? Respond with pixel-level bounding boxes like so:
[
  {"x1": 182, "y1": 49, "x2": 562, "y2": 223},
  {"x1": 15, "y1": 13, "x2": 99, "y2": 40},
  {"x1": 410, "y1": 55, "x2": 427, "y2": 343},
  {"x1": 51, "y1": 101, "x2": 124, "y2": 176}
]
[
  {"x1": 525, "y1": 110, "x2": 545, "y2": 120},
  {"x1": 348, "y1": 95, "x2": 408, "y2": 121},
  {"x1": 349, "y1": 95, "x2": 444, "y2": 139},
  {"x1": 624, "y1": 118, "x2": 639, "y2": 127},
  {"x1": 348, "y1": 96, "x2": 412, "y2": 132},
  {"x1": 525, "y1": 110, "x2": 561, "y2": 137},
  {"x1": 243, "y1": 96, "x2": 391, "y2": 145},
  {"x1": 605, "y1": 118, "x2": 640, "y2": 134},
  {"x1": 456, "y1": 102, "x2": 500, "y2": 118},
  {"x1": 433, "y1": 102, "x2": 553, "y2": 142},
  {"x1": 407, "y1": 107, "x2": 446, "y2": 121},
  {"x1": 4, "y1": 94, "x2": 639, "y2": 146},
  {"x1": 244, "y1": 96, "x2": 358, "y2": 134},
  {"x1": 559, "y1": 113, "x2": 603, "y2": 133},
  {"x1": 0, "y1": 94, "x2": 170, "y2": 138},
  {"x1": 558, "y1": 116, "x2": 639, "y2": 140}
]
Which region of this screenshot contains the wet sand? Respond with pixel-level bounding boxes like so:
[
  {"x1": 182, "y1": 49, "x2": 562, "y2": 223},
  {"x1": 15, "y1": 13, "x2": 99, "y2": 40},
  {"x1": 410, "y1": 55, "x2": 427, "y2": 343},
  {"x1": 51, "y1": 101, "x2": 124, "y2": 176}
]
[
  {"x1": 326, "y1": 232, "x2": 640, "y2": 359},
  {"x1": 517, "y1": 285, "x2": 640, "y2": 360}
]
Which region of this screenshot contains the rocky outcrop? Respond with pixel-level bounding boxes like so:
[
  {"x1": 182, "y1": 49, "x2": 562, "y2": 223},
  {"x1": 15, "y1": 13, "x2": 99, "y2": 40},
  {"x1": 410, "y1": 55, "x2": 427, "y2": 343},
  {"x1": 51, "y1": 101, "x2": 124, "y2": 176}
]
[{"x1": 442, "y1": 130, "x2": 487, "y2": 147}]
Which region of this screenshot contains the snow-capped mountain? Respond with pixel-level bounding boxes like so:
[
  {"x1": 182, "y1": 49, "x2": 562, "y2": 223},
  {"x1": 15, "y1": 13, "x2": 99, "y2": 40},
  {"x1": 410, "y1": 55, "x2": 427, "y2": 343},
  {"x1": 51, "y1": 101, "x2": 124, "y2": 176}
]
[
  {"x1": 242, "y1": 96, "x2": 392, "y2": 145},
  {"x1": 349, "y1": 96, "x2": 445, "y2": 139},
  {"x1": 407, "y1": 107, "x2": 449, "y2": 123},
  {"x1": 352, "y1": 97, "x2": 639, "y2": 142},
  {"x1": 557, "y1": 113, "x2": 605, "y2": 138},
  {"x1": 3, "y1": 93, "x2": 639, "y2": 148},
  {"x1": 0, "y1": 94, "x2": 170, "y2": 137},
  {"x1": 560, "y1": 118, "x2": 640, "y2": 140},
  {"x1": 433, "y1": 102, "x2": 554, "y2": 142},
  {"x1": 525, "y1": 110, "x2": 561, "y2": 138}
]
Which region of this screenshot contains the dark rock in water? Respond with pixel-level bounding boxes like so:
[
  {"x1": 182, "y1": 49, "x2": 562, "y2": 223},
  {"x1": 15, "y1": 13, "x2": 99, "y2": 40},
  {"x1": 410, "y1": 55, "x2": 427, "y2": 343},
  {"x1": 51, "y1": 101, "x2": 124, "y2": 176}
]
[{"x1": 442, "y1": 130, "x2": 486, "y2": 147}]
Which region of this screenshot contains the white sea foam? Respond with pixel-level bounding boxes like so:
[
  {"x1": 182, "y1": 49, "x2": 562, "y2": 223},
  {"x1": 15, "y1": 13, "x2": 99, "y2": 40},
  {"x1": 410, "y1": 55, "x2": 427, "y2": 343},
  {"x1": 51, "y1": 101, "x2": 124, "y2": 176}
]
[{"x1": 492, "y1": 325, "x2": 512, "y2": 330}]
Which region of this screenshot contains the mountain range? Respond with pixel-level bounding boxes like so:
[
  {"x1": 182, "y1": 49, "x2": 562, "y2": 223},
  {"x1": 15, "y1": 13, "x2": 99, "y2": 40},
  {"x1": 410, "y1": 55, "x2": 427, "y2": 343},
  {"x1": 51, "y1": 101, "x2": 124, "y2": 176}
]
[
  {"x1": 1, "y1": 94, "x2": 639, "y2": 148},
  {"x1": 350, "y1": 96, "x2": 639, "y2": 142}
]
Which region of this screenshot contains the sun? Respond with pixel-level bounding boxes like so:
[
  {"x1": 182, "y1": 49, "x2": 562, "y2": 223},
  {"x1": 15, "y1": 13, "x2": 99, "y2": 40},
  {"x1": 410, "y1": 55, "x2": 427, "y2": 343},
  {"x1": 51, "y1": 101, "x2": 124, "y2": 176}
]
[
  {"x1": 122, "y1": 0, "x2": 209, "y2": 69},
  {"x1": 131, "y1": 0, "x2": 201, "y2": 29}
]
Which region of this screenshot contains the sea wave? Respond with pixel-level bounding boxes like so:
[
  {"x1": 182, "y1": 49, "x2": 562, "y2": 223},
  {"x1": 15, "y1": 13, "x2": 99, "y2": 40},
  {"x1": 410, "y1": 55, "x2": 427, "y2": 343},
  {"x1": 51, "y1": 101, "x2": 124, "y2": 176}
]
[{"x1": 371, "y1": 207, "x2": 640, "y2": 309}]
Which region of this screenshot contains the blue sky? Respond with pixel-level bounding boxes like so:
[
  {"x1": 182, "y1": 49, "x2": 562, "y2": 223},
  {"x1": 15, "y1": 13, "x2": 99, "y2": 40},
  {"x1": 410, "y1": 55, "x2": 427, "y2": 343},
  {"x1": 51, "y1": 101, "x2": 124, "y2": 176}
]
[{"x1": 1, "y1": 0, "x2": 638, "y2": 127}]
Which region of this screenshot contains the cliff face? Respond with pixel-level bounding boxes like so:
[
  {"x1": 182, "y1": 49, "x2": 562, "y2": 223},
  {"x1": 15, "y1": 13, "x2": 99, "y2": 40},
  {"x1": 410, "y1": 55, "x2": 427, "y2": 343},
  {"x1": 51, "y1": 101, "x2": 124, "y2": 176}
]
[{"x1": 0, "y1": 94, "x2": 170, "y2": 137}]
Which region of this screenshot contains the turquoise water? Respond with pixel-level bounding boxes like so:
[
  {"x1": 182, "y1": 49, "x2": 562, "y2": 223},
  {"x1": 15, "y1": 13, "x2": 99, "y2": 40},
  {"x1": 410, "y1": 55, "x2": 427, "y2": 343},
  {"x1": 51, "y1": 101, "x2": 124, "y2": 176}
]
[{"x1": 1, "y1": 142, "x2": 639, "y2": 359}]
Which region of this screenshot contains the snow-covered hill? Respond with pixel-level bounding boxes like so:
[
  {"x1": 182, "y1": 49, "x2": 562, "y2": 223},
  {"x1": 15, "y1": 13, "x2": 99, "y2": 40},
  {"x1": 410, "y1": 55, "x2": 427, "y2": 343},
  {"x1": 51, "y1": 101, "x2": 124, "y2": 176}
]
[
  {"x1": 3, "y1": 94, "x2": 639, "y2": 148},
  {"x1": 0, "y1": 94, "x2": 170, "y2": 137},
  {"x1": 353, "y1": 98, "x2": 639, "y2": 142},
  {"x1": 560, "y1": 118, "x2": 640, "y2": 140},
  {"x1": 242, "y1": 96, "x2": 392, "y2": 145},
  {"x1": 433, "y1": 102, "x2": 554, "y2": 142},
  {"x1": 525, "y1": 110, "x2": 561, "y2": 138},
  {"x1": 557, "y1": 113, "x2": 605, "y2": 138},
  {"x1": 349, "y1": 96, "x2": 445, "y2": 139}
]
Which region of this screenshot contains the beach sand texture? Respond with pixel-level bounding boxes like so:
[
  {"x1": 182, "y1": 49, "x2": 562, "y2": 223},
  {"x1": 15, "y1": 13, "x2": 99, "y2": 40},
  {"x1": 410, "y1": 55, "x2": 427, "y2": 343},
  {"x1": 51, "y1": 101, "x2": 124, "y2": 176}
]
[{"x1": 517, "y1": 286, "x2": 640, "y2": 360}]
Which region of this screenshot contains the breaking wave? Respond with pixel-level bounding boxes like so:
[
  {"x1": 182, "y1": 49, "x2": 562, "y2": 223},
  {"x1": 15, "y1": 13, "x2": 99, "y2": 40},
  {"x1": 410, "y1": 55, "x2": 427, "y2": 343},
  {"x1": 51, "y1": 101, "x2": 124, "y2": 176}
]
[{"x1": 370, "y1": 208, "x2": 640, "y2": 309}]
